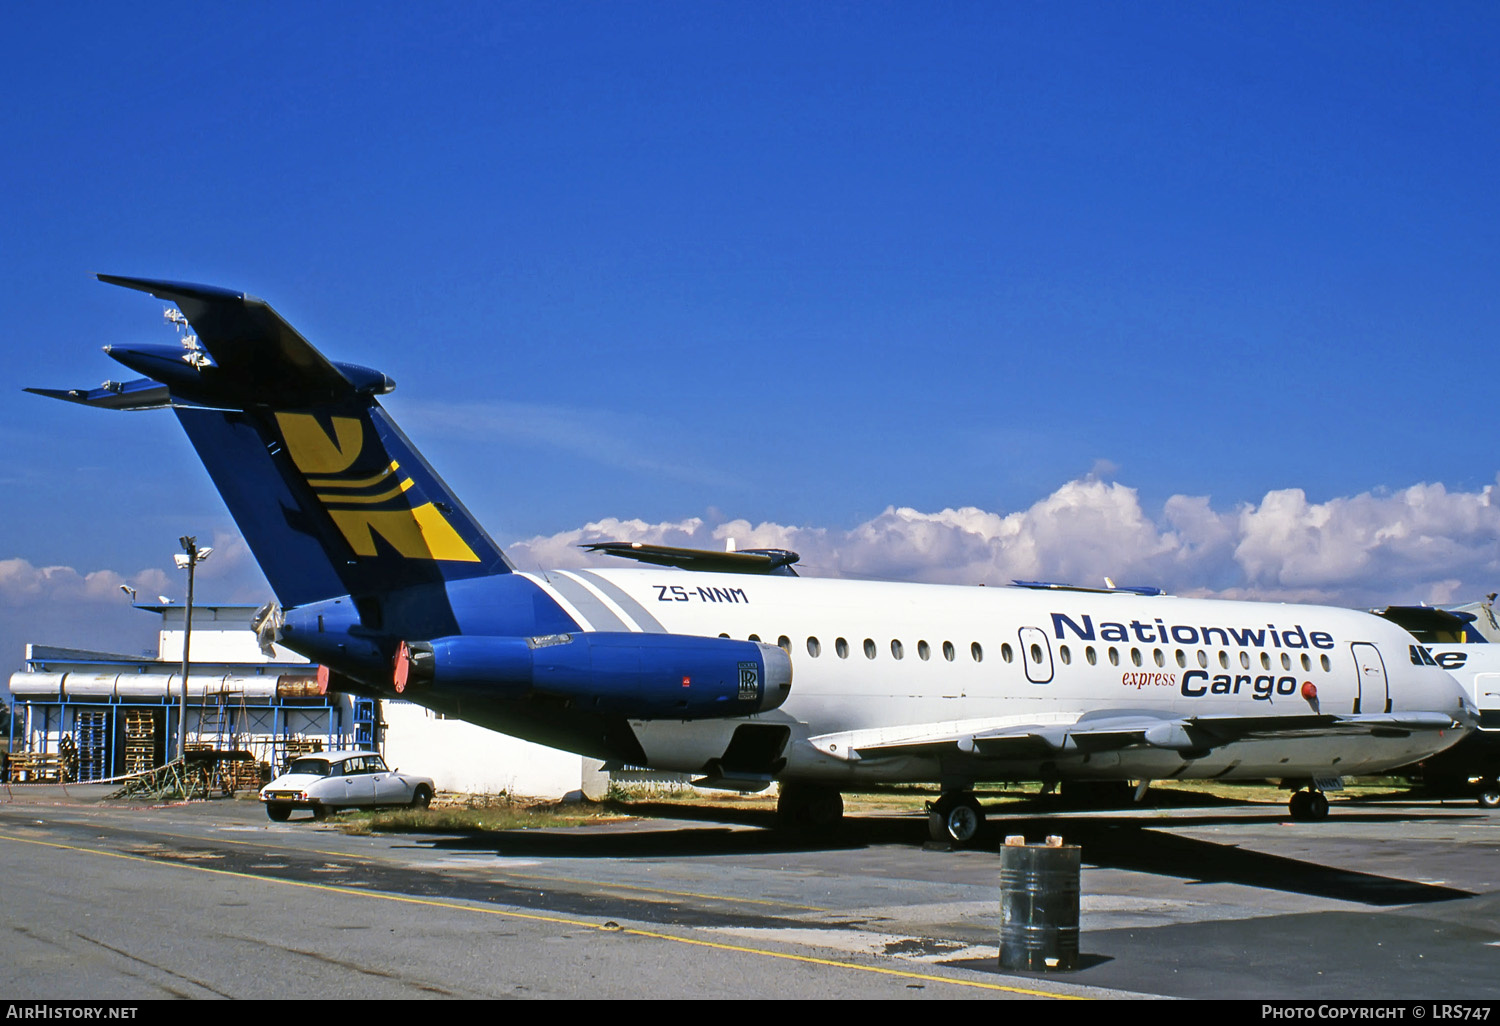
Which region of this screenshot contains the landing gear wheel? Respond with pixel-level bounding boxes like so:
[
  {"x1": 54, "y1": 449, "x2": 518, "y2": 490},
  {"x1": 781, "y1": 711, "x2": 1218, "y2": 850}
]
[
  {"x1": 776, "y1": 782, "x2": 844, "y2": 834},
  {"x1": 928, "y1": 793, "x2": 985, "y2": 845},
  {"x1": 1288, "y1": 789, "x2": 1329, "y2": 821}
]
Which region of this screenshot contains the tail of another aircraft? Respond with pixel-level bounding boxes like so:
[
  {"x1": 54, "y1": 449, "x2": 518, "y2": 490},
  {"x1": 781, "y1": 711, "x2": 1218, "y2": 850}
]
[{"x1": 27, "y1": 275, "x2": 512, "y2": 608}]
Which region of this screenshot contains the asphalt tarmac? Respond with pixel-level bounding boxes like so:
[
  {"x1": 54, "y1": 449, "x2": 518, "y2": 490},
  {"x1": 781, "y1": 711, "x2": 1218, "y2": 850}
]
[{"x1": 1, "y1": 784, "x2": 1496, "y2": 1001}]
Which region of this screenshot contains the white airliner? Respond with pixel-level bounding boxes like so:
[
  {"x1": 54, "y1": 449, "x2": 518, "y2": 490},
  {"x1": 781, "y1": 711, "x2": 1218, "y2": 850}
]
[{"x1": 29, "y1": 276, "x2": 1477, "y2": 843}]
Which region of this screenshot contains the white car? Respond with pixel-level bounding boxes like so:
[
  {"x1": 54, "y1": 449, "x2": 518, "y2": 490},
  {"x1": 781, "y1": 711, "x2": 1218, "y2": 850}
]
[{"x1": 260, "y1": 749, "x2": 435, "y2": 821}]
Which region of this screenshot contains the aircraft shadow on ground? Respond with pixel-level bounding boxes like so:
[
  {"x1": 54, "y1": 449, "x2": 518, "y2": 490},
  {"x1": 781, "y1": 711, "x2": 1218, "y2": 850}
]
[{"x1": 412, "y1": 800, "x2": 1475, "y2": 907}]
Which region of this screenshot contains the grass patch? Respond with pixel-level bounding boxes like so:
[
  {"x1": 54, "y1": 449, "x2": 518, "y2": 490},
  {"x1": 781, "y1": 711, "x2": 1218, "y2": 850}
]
[{"x1": 335, "y1": 793, "x2": 634, "y2": 836}]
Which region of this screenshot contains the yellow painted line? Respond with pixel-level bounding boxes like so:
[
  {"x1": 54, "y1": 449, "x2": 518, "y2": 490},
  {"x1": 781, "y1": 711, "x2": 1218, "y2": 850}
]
[
  {"x1": 498, "y1": 868, "x2": 830, "y2": 913},
  {"x1": 0, "y1": 830, "x2": 1082, "y2": 999},
  {"x1": 173, "y1": 827, "x2": 828, "y2": 912}
]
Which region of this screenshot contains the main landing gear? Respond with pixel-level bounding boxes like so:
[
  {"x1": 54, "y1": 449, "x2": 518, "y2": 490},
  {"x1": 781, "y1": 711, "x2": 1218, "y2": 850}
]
[
  {"x1": 1287, "y1": 787, "x2": 1330, "y2": 821},
  {"x1": 927, "y1": 792, "x2": 985, "y2": 845},
  {"x1": 776, "y1": 782, "x2": 844, "y2": 834}
]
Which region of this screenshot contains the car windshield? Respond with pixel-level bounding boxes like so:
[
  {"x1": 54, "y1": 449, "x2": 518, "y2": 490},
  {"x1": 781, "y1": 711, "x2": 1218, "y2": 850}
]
[{"x1": 287, "y1": 758, "x2": 331, "y2": 777}]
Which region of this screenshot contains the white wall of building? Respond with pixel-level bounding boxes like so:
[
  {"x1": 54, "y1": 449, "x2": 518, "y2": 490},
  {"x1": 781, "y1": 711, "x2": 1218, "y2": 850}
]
[
  {"x1": 380, "y1": 699, "x2": 608, "y2": 800},
  {"x1": 156, "y1": 606, "x2": 303, "y2": 664}
]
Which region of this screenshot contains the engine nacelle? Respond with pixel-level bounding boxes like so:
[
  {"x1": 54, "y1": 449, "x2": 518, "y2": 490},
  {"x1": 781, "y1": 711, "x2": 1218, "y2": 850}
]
[{"x1": 393, "y1": 631, "x2": 792, "y2": 720}]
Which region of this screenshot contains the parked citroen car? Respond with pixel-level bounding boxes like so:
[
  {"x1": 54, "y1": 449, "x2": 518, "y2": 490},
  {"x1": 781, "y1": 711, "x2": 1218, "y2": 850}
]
[{"x1": 260, "y1": 749, "x2": 435, "y2": 821}]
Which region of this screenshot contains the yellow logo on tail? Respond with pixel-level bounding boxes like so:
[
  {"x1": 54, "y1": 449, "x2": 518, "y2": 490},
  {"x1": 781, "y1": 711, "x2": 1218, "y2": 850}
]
[{"x1": 276, "y1": 412, "x2": 479, "y2": 562}]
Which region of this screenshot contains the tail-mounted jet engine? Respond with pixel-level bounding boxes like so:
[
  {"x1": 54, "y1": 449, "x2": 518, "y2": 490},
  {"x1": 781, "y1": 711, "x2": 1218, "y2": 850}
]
[{"x1": 393, "y1": 631, "x2": 792, "y2": 720}]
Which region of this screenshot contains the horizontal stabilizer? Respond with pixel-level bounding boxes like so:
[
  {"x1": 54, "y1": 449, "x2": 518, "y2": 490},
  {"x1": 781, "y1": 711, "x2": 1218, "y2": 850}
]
[
  {"x1": 24, "y1": 378, "x2": 170, "y2": 411},
  {"x1": 92, "y1": 274, "x2": 392, "y2": 408}
]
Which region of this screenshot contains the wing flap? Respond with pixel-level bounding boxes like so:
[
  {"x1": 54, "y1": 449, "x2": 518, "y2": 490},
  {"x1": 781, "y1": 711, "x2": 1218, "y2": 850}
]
[{"x1": 809, "y1": 709, "x2": 1465, "y2": 764}]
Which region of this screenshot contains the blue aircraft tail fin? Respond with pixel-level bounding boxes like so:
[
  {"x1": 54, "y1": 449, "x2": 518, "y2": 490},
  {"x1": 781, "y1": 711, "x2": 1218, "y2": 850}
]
[{"x1": 30, "y1": 276, "x2": 512, "y2": 607}]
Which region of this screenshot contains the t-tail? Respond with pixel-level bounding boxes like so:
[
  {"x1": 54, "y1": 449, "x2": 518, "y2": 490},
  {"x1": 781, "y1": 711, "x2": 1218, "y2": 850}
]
[{"x1": 28, "y1": 275, "x2": 513, "y2": 608}]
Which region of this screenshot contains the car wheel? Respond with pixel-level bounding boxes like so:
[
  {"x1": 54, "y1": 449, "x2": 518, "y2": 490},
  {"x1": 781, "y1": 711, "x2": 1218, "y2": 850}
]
[
  {"x1": 265, "y1": 804, "x2": 291, "y2": 822},
  {"x1": 311, "y1": 804, "x2": 329, "y2": 821},
  {"x1": 1478, "y1": 787, "x2": 1500, "y2": 809},
  {"x1": 411, "y1": 785, "x2": 433, "y2": 809}
]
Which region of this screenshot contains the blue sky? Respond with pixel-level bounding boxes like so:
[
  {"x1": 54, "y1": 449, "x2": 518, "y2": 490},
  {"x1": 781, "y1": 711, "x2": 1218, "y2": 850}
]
[{"x1": 4, "y1": 2, "x2": 1500, "y2": 669}]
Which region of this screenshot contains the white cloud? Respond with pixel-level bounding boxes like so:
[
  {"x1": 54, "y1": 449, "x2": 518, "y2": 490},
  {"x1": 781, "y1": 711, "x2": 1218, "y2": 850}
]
[{"x1": 511, "y1": 475, "x2": 1500, "y2": 608}]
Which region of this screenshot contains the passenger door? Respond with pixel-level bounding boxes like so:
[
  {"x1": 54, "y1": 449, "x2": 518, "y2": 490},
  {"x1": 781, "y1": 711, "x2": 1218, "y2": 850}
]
[{"x1": 1019, "y1": 626, "x2": 1054, "y2": 684}]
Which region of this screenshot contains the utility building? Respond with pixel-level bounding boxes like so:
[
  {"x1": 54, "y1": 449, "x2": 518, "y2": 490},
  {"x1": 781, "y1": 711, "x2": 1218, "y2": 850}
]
[{"x1": 6, "y1": 603, "x2": 606, "y2": 799}]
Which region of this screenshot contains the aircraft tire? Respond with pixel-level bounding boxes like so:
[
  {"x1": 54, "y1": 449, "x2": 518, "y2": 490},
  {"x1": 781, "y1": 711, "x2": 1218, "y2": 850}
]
[
  {"x1": 776, "y1": 782, "x2": 843, "y2": 834},
  {"x1": 928, "y1": 793, "x2": 984, "y2": 845},
  {"x1": 1289, "y1": 789, "x2": 1329, "y2": 821}
]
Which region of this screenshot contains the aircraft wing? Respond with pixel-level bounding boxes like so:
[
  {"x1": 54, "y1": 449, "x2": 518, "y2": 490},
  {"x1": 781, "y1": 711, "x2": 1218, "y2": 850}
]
[
  {"x1": 582, "y1": 541, "x2": 800, "y2": 575},
  {"x1": 808, "y1": 708, "x2": 1466, "y2": 763}
]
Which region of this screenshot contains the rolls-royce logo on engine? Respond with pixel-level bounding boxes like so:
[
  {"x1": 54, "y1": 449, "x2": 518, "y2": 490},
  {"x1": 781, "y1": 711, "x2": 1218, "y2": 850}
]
[{"x1": 738, "y1": 662, "x2": 760, "y2": 700}]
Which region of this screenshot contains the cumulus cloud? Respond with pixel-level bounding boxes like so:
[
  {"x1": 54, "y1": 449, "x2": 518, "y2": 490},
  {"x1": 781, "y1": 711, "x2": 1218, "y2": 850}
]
[{"x1": 510, "y1": 475, "x2": 1500, "y2": 608}]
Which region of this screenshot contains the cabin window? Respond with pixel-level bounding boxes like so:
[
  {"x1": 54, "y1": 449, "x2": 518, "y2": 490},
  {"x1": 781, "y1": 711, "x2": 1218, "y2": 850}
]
[
  {"x1": 1029, "y1": 643, "x2": 1042, "y2": 663},
  {"x1": 1300, "y1": 653, "x2": 1311, "y2": 671},
  {"x1": 863, "y1": 638, "x2": 877, "y2": 659},
  {"x1": 836, "y1": 637, "x2": 850, "y2": 659},
  {"x1": 1197, "y1": 649, "x2": 1208, "y2": 668},
  {"x1": 1085, "y1": 646, "x2": 1097, "y2": 666},
  {"x1": 918, "y1": 640, "x2": 931, "y2": 660},
  {"x1": 778, "y1": 636, "x2": 791, "y2": 653},
  {"x1": 807, "y1": 637, "x2": 821, "y2": 657},
  {"x1": 1001, "y1": 642, "x2": 1014, "y2": 663},
  {"x1": 749, "y1": 633, "x2": 761, "y2": 642},
  {"x1": 1108, "y1": 647, "x2": 1120, "y2": 666},
  {"x1": 1174, "y1": 649, "x2": 1186, "y2": 668},
  {"x1": 1281, "y1": 652, "x2": 1292, "y2": 670},
  {"x1": 1260, "y1": 652, "x2": 1272, "y2": 670},
  {"x1": 1320, "y1": 654, "x2": 1331, "y2": 672},
  {"x1": 1219, "y1": 650, "x2": 1230, "y2": 669},
  {"x1": 1153, "y1": 649, "x2": 1165, "y2": 668},
  {"x1": 971, "y1": 642, "x2": 983, "y2": 662},
  {"x1": 1058, "y1": 644, "x2": 1071, "y2": 665},
  {"x1": 1239, "y1": 651, "x2": 1251, "y2": 669},
  {"x1": 890, "y1": 639, "x2": 904, "y2": 659},
  {"x1": 942, "y1": 641, "x2": 956, "y2": 661},
  {"x1": 1130, "y1": 647, "x2": 1143, "y2": 667},
  {"x1": 719, "y1": 632, "x2": 730, "y2": 638}
]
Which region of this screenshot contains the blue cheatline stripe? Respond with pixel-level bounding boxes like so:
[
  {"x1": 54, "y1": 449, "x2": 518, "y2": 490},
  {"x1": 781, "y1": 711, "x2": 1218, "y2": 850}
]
[{"x1": 572, "y1": 570, "x2": 668, "y2": 633}]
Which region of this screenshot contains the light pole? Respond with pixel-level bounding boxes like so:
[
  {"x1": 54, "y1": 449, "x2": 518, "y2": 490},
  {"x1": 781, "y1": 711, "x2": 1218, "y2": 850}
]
[{"x1": 174, "y1": 537, "x2": 212, "y2": 761}]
